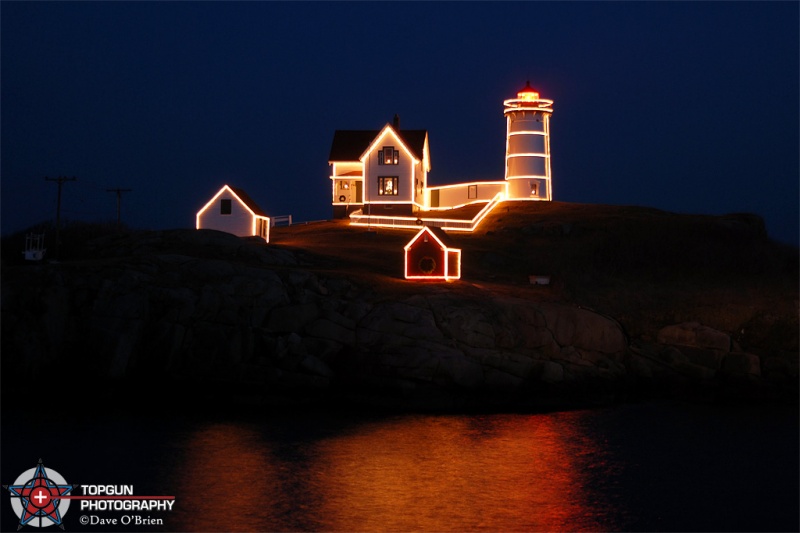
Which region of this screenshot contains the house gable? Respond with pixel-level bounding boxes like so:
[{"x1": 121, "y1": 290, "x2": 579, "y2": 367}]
[
  {"x1": 360, "y1": 125, "x2": 420, "y2": 164},
  {"x1": 328, "y1": 126, "x2": 428, "y2": 166},
  {"x1": 403, "y1": 226, "x2": 450, "y2": 252},
  {"x1": 362, "y1": 126, "x2": 429, "y2": 206}
]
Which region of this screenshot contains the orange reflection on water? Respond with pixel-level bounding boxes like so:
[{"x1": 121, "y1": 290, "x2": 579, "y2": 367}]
[
  {"x1": 169, "y1": 423, "x2": 282, "y2": 532},
  {"x1": 169, "y1": 412, "x2": 617, "y2": 532},
  {"x1": 307, "y1": 413, "x2": 612, "y2": 532}
]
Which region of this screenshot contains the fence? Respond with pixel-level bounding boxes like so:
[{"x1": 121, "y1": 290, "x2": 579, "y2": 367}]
[
  {"x1": 270, "y1": 215, "x2": 293, "y2": 227},
  {"x1": 349, "y1": 193, "x2": 504, "y2": 232}
]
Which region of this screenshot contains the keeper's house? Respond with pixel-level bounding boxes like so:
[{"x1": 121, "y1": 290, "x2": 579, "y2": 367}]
[
  {"x1": 404, "y1": 226, "x2": 461, "y2": 281},
  {"x1": 196, "y1": 184, "x2": 270, "y2": 242},
  {"x1": 329, "y1": 115, "x2": 429, "y2": 219}
]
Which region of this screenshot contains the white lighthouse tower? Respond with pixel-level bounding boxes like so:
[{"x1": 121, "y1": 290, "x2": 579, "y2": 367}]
[{"x1": 503, "y1": 81, "x2": 554, "y2": 201}]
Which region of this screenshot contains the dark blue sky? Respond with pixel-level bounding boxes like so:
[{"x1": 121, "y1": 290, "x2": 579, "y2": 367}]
[{"x1": 2, "y1": 2, "x2": 798, "y2": 244}]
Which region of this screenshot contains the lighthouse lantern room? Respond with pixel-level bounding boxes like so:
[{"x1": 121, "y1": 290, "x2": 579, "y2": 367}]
[{"x1": 503, "y1": 81, "x2": 554, "y2": 201}]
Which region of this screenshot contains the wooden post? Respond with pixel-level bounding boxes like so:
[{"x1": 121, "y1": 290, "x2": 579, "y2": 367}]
[
  {"x1": 44, "y1": 176, "x2": 77, "y2": 258},
  {"x1": 106, "y1": 188, "x2": 133, "y2": 227}
]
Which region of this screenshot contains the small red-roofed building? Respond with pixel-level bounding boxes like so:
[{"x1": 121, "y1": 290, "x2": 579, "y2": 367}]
[
  {"x1": 404, "y1": 226, "x2": 461, "y2": 281},
  {"x1": 196, "y1": 184, "x2": 270, "y2": 242}
]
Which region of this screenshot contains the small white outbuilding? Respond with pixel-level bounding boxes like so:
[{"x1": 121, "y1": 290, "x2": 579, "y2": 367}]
[{"x1": 196, "y1": 184, "x2": 270, "y2": 242}]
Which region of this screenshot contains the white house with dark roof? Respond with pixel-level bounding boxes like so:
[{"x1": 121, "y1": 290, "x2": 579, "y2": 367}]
[
  {"x1": 196, "y1": 184, "x2": 270, "y2": 242},
  {"x1": 329, "y1": 115, "x2": 429, "y2": 219}
]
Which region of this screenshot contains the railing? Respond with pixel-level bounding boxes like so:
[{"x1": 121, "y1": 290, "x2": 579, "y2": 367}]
[
  {"x1": 468, "y1": 192, "x2": 505, "y2": 231},
  {"x1": 349, "y1": 192, "x2": 505, "y2": 232},
  {"x1": 270, "y1": 215, "x2": 293, "y2": 227}
]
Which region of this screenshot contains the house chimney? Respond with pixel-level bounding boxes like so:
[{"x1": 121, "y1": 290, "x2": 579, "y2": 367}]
[{"x1": 393, "y1": 114, "x2": 400, "y2": 130}]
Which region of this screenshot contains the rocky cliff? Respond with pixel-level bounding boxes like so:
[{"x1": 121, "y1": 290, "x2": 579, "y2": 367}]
[{"x1": 2, "y1": 203, "x2": 797, "y2": 410}]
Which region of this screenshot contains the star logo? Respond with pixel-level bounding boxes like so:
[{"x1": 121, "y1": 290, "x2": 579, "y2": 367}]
[{"x1": 4, "y1": 459, "x2": 78, "y2": 530}]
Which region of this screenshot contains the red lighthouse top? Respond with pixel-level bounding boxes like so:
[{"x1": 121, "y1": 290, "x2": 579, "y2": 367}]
[
  {"x1": 517, "y1": 81, "x2": 540, "y2": 101},
  {"x1": 503, "y1": 81, "x2": 553, "y2": 114}
]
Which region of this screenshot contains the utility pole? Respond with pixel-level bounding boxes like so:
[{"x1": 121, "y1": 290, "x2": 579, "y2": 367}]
[
  {"x1": 106, "y1": 188, "x2": 132, "y2": 227},
  {"x1": 45, "y1": 175, "x2": 77, "y2": 258}
]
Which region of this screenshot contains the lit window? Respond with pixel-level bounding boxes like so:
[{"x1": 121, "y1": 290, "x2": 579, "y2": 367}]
[
  {"x1": 378, "y1": 176, "x2": 398, "y2": 196},
  {"x1": 340, "y1": 181, "x2": 350, "y2": 190},
  {"x1": 378, "y1": 146, "x2": 399, "y2": 165},
  {"x1": 530, "y1": 182, "x2": 538, "y2": 196},
  {"x1": 221, "y1": 199, "x2": 232, "y2": 215},
  {"x1": 468, "y1": 185, "x2": 477, "y2": 199}
]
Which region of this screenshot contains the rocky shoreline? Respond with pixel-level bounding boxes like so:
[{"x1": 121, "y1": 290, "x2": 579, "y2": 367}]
[{"x1": 2, "y1": 227, "x2": 796, "y2": 411}]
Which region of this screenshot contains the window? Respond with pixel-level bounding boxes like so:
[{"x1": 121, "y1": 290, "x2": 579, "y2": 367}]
[
  {"x1": 378, "y1": 176, "x2": 398, "y2": 196},
  {"x1": 530, "y1": 182, "x2": 538, "y2": 197},
  {"x1": 220, "y1": 198, "x2": 232, "y2": 215},
  {"x1": 378, "y1": 146, "x2": 399, "y2": 165},
  {"x1": 468, "y1": 185, "x2": 477, "y2": 199},
  {"x1": 340, "y1": 181, "x2": 350, "y2": 190}
]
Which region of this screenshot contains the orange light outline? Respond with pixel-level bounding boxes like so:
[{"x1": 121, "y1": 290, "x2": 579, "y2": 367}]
[
  {"x1": 359, "y1": 125, "x2": 421, "y2": 165},
  {"x1": 427, "y1": 180, "x2": 506, "y2": 191},
  {"x1": 403, "y1": 226, "x2": 461, "y2": 280},
  {"x1": 503, "y1": 97, "x2": 554, "y2": 112},
  {"x1": 350, "y1": 192, "x2": 503, "y2": 232},
  {"x1": 507, "y1": 152, "x2": 550, "y2": 158},
  {"x1": 357, "y1": 126, "x2": 428, "y2": 206}
]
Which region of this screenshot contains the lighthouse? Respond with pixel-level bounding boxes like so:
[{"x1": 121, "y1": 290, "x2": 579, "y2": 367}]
[{"x1": 503, "y1": 81, "x2": 554, "y2": 201}]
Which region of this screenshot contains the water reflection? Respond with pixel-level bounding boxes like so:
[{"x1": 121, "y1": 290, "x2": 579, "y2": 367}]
[
  {"x1": 171, "y1": 423, "x2": 282, "y2": 531},
  {"x1": 170, "y1": 411, "x2": 621, "y2": 532}
]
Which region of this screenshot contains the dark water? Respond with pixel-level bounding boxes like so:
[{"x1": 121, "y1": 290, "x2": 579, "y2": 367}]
[{"x1": 2, "y1": 401, "x2": 797, "y2": 532}]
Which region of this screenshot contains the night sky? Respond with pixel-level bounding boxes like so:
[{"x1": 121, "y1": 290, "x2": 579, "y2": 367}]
[{"x1": 2, "y1": 2, "x2": 798, "y2": 244}]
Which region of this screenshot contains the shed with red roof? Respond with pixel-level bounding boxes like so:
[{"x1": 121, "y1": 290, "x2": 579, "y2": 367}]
[{"x1": 404, "y1": 226, "x2": 461, "y2": 281}]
